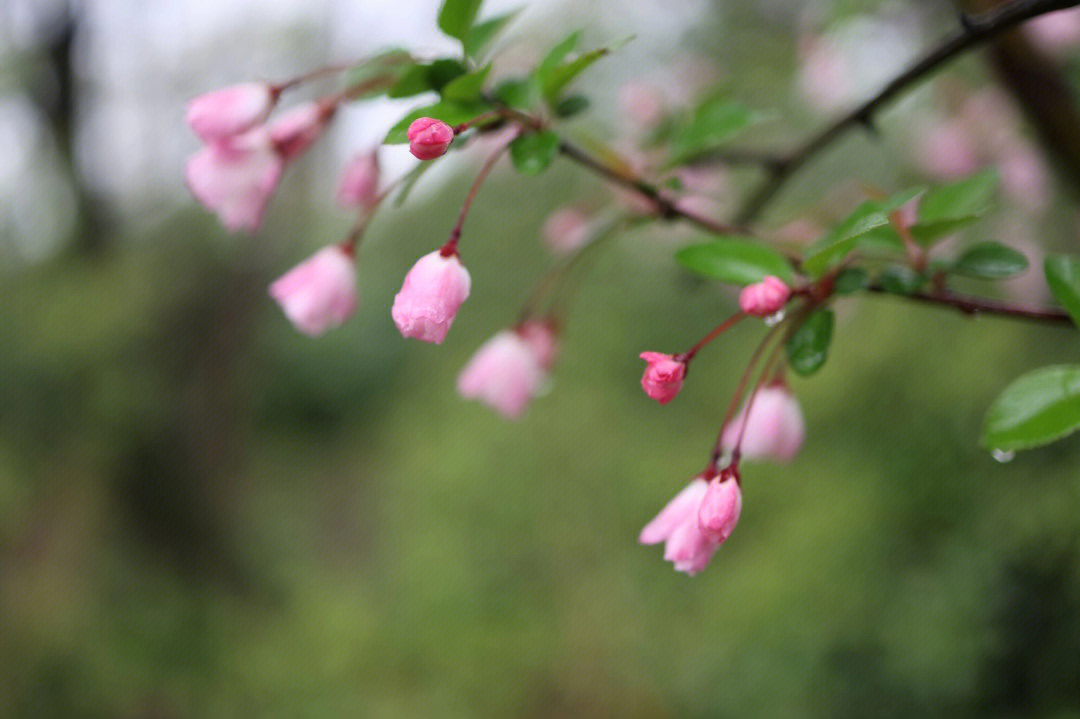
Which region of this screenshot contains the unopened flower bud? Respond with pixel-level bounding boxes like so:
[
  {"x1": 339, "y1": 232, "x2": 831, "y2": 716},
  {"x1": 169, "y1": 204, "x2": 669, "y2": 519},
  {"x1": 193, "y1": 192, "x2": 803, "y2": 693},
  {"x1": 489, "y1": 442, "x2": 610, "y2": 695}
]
[
  {"x1": 269, "y1": 102, "x2": 333, "y2": 162},
  {"x1": 697, "y1": 472, "x2": 742, "y2": 541},
  {"x1": 336, "y1": 150, "x2": 380, "y2": 210},
  {"x1": 407, "y1": 117, "x2": 454, "y2": 161},
  {"x1": 269, "y1": 245, "x2": 358, "y2": 336},
  {"x1": 391, "y1": 250, "x2": 471, "y2": 343},
  {"x1": 186, "y1": 82, "x2": 277, "y2": 142},
  {"x1": 721, "y1": 385, "x2": 806, "y2": 462},
  {"x1": 639, "y1": 352, "x2": 686, "y2": 404},
  {"x1": 739, "y1": 276, "x2": 791, "y2": 317}
]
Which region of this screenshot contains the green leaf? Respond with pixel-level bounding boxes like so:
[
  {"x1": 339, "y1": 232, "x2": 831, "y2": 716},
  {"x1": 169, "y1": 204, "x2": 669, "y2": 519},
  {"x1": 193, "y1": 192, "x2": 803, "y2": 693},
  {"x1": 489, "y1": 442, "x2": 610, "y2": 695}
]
[
  {"x1": 440, "y1": 63, "x2": 492, "y2": 101},
  {"x1": 463, "y1": 8, "x2": 521, "y2": 58},
  {"x1": 801, "y1": 202, "x2": 901, "y2": 277},
  {"x1": 537, "y1": 31, "x2": 581, "y2": 77},
  {"x1": 786, "y1": 310, "x2": 835, "y2": 376},
  {"x1": 345, "y1": 49, "x2": 415, "y2": 97},
  {"x1": 674, "y1": 239, "x2": 794, "y2": 285},
  {"x1": 494, "y1": 77, "x2": 536, "y2": 108},
  {"x1": 833, "y1": 267, "x2": 869, "y2": 295},
  {"x1": 952, "y1": 242, "x2": 1029, "y2": 280},
  {"x1": 668, "y1": 98, "x2": 757, "y2": 165},
  {"x1": 539, "y1": 47, "x2": 608, "y2": 103},
  {"x1": 438, "y1": 0, "x2": 484, "y2": 41},
  {"x1": 554, "y1": 95, "x2": 589, "y2": 118},
  {"x1": 387, "y1": 59, "x2": 467, "y2": 98},
  {"x1": 908, "y1": 216, "x2": 980, "y2": 246},
  {"x1": 1045, "y1": 255, "x2": 1080, "y2": 328},
  {"x1": 876, "y1": 265, "x2": 926, "y2": 295},
  {"x1": 982, "y1": 365, "x2": 1080, "y2": 451},
  {"x1": 384, "y1": 99, "x2": 492, "y2": 144},
  {"x1": 916, "y1": 169, "x2": 998, "y2": 225},
  {"x1": 509, "y1": 130, "x2": 560, "y2": 175}
]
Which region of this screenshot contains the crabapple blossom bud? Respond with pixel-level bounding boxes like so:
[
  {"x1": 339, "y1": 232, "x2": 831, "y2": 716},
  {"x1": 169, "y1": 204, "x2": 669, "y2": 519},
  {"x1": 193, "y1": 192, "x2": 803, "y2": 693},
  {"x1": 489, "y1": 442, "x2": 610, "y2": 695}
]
[
  {"x1": 721, "y1": 385, "x2": 806, "y2": 462},
  {"x1": 797, "y1": 35, "x2": 853, "y2": 113},
  {"x1": 185, "y1": 82, "x2": 277, "y2": 142},
  {"x1": 697, "y1": 472, "x2": 742, "y2": 541},
  {"x1": 517, "y1": 320, "x2": 559, "y2": 370},
  {"x1": 184, "y1": 128, "x2": 283, "y2": 233},
  {"x1": 618, "y1": 81, "x2": 664, "y2": 128},
  {"x1": 336, "y1": 150, "x2": 380, "y2": 210},
  {"x1": 269, "y1": 245, "x2": 358, "y2": 336},
  {"x1": 915, "y1": 120, "x2": 979, "y2": 179},
  {"x1": 739, "y1": 276, "x2": 791, "y2": 317},
  {"x1": 639, "y1": 352, "x2": 686, "y2": 404},
  {"x1": 639, "y1": 476, "x2": 725, "y2": 575},
  {"x1": 457, "y1": 329, "x2": 547, "y2": 418},
  {"x1": 542, "y1": 207, "x2": 591, "y2": 254},
  {"x1": 269, "y1": 102, "x2": 333, "y2": 162},
  {"x1": 407, "y1": 117, "x2": 454, "y2": 160},
  {"x1": 391, "y1": 250, "x2": 471, "y2": 343}
]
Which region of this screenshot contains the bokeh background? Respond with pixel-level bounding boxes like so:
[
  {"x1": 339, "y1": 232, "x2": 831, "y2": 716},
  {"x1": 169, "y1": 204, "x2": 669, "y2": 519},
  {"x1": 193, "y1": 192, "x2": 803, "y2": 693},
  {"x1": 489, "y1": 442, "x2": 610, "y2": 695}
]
[{"x1": 4, "y1": 0, "x2": 1080, "y2": 716}]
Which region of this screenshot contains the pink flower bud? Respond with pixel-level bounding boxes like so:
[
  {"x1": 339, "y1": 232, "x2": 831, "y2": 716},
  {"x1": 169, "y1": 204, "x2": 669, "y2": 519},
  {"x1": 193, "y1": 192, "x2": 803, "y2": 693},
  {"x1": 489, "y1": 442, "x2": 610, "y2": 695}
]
[
  {"x1": 618, "y1": 81, "x2": 664, "y2": 128},
  {"x1": 639, "y1": 476, "x2": 725, "y2": 575},
  {"x1": 268, "y1": 245, "x2": 358, "y2": 336},
  {"x1": 697, "y1": 473, "x2": 741, "y2": 542},
  {"x1": 915, "y1": 120, "x2": 980, "y2": 179},
  {"x1": 721, "y1": 385, "x2": 806, "y2": 463},
  {"x1": 457, "y1": 329, "x2": 547, "y2": 418},
  {"x1": 391, "y1": 250, "x2": 471, "y2": 343},
  {"x1": 185, "y1": 82, "x2": 277, "y2": 142},
  {"x1": 1025, "y1": 9, "x2": 1080, "y2": 54},
  {"x1": 184, "y1": 128, "x2": 284, "y2": 233},
  {"x1": 542, "y1": 207, "x2": 591, "y2": 254},
  {"x1": 517, "y1": 320, "x2": 559, "y2": 370},
  {"x1": 639, "y1": 352, "x2": 686, "y2": 404},
  {"x1": 407, "y1": 117, "x2": 454, "y2": 161},
  {"x1": 269, "y1": 102, "x2": 333, "y2": 162},
  {"x1": 739, "y1": 276, "x2": 791, "y2": 317},
  {"x1": 336, "y1": 150, "x2": 380, "y2": 210}
]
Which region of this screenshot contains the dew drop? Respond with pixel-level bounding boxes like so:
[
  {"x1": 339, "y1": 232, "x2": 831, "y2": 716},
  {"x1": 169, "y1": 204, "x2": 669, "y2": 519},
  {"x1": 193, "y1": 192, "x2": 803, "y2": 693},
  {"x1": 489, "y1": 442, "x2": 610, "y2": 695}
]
[
  {"x1": 764, "y1": 309, "x2": 786, "y2": 327},
  {"x1": 991, "y1": 448, "x2": 1015, "y2": 463}
]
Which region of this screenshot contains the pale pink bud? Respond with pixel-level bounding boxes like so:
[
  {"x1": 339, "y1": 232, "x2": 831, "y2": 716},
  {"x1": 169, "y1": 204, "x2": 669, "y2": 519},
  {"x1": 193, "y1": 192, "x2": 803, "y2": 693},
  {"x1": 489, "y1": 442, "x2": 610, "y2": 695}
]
[
  {"x1": 268, "y1": 245, "x2": 357, "y2": 336},
  {"x1": 915, "y1": 120, "x2": 980, "y2": 179},
  {"x1": 336, "y1": 150, "x2": 380, "y2": 210},
  {"x1": 1025, "y1": 9, "x2": 1080, "y2": 54},
  {"x1": 999, "y1": 143, "x2": 1050, "y2": 212},
  {"x1": 517, "y1": 320, "x2": 559, "y2": 370},
  {"x1": 269, "y1": 102, "x2": 333, "y2": 162},
  {"x1": 407, "y1": 117, "x2": 454, "y2": 161},
  {"x1": 618, "y1": 81, "x2": 664, "y2": 128},
  {"x1": 697, "y1": 473, "x2": 741, "y2": 542},
  {"x1": 797, "y1": 36, "x2": 853, "y2": 113},
  {"x1": 186, "y1": 82, "x2": 277, "y2": 142},
  {"x1": 391, "y1": 250, "x2": 471, "y2": 343},
  {"x1": 542, "y1": 207, "x2": 591, "y2": 254},
  {"x1": 457, "y1": 330, "x2": 546, "y2": 418},
  {"x1": 722, "y1": 385, "x2": 806, "y2": 462},
  {"x1": 739, "y1": 276, "x2": 791, "y2": 317},
  {"x1": 639, "y1": 352, "x2": 686, "y2": 404},
  {"x1": 184, "y1": 128, "x2": 284, "y2": 233},
  {"x1": 639, "y1": 477, "x2": 722, "y2": 575}
]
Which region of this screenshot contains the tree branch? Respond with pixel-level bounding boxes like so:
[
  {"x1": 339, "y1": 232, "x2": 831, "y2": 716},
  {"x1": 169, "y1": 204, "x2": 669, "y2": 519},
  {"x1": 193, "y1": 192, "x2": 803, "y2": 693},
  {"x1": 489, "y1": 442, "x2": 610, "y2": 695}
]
[
  {"x1": 865, "y1": 284, "x2": 1073, "y2": 324},
  {"x1": 733, "y1": 0, "x2": 1080, "y2": 223}
]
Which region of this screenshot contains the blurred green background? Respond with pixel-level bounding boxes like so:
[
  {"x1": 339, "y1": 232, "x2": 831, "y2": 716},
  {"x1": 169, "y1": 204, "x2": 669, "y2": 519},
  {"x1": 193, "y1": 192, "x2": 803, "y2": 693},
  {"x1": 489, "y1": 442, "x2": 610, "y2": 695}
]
[{"x1": 3, "y1": 1, "x2": 1080, "y2": 717}]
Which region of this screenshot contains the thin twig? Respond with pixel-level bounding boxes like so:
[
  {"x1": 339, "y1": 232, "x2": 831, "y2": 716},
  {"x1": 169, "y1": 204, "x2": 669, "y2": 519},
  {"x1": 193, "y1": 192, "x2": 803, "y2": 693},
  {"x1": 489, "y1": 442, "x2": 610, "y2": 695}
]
[{"x1": 865, "y1": 284, "x2": 1073, "y2": 324}]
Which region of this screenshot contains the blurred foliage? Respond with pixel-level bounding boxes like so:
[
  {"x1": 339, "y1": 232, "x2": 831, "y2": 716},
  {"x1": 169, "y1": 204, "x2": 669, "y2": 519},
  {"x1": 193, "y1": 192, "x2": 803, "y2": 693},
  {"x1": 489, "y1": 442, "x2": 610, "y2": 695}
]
[{"x1": 3, "y1": 1, "x2": 1080, "y2": 717}]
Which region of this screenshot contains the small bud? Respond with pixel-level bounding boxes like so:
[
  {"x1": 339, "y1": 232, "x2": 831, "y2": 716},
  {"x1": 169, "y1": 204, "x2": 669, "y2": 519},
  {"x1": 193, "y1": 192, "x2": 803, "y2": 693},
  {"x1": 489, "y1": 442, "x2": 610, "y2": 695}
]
[
  {"x1": 516, "y1": 320, "x2": 559, "y2": 371},
  {"x1": 269, "y1": 245, "x2": 358, "y2": 336},
  {"x1": 639, "y1": 352, "x2": 686, "y2": 404},
  {"x1": 269, "y1": 102, "x2": 333, "y2": 162},
  {"x1": 542, "y1": 207, "x2": 591, "y2": 254},
  {"x1": 186, "y1": 82, "x2": 276, "y2": 142},
  {"x1": 184, "y1": 128, "x2": 284, "y2": 233},
  {"x1": 457, "y1": 329, "x2": 547, "y2": 419},
  {"x1": 407, "y1": 117, "x2": 454, "y2": 161},
  {"x1": 721, "y1": 385, "x2": 806, "y2": 463},
  {"x1": 739, "y1": 276, "x2": 791, "y2": 317},
  {"x1": 697, "y1": 472, "x2": 742, "y2": 541},
  {"x1": 639, "y1": 476, "x2": 725, "y2": 575},
  {"x1": 336, "y1": 150, "x2": 380, "y2": 210},
  {"x1": 391, "y1": 250, "x2": 471, "y2": 344}
]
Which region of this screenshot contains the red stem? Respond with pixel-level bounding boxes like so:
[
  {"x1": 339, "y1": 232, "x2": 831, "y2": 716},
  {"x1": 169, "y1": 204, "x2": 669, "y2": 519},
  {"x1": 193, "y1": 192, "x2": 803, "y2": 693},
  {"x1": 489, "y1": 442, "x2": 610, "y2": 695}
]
[
  {"x1": 678, "y1": 313, "x2": 746, "y2": 363},
  {"x1": 441, "y1": 130, "x2": 519, "y2": 257}
]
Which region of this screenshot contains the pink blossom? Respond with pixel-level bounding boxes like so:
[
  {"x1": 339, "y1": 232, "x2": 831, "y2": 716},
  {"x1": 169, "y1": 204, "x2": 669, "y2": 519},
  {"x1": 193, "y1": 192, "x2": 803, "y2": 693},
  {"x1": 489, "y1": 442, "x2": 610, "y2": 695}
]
[
  {"x1": 915, "y1": 120, "x2": 980, "y2": 179},
  {"x1": 697, "y1": 473, "x2": 742, "y2": 542},
  {"x1": 269, "y1": 102, "x2": 333, "y2": 162},
  {"x1": 797, "y1": 36, "x2": 853, "y2": 113},
  {"x1": 542, "y1": 207, "x2": 591, "y2": 254},
  {"x1": 999, "y1": 142, "x2": 1050, "y2": 213},
  {"x1": 1025, "y1": 9, "x2": 1080, "y2": 54},
  {"x1": 391, "y1": 250, "x2": 471, "y2": 343},
  {"x1": 640, "y1": 474, "x2": 737, "y2": 575},
  {"x1": 185, "y1": 82, "x2": 277, "y2": 142},
  {"x1": 457, "y1": 329, "x2": 547, "y2": 418},
  {"x1": 639, "y1": 352, "x2": 686, "y2": 404},
  {"x1": 336, "y1": 150, "x2": 380, "y2": 210},
  {"x1": 739, "y1": 276, "x2": 791, "y2": 317},
  {"x1": 407, "y1": 117, "x2": 454, "y2": 161},
  {"x1": 517, "y1": 320, "x2": 559, "y2": 370},
  {"x1": 721, "y1": 385, "x2": 806, "y2": 462},
  {"x1": 618, "y1": 81, "x2": 664, "y2": 128},
  {"x1": 184, "y1": 128, "x2": 284, "y2": 233},
  {"x1": 269, "y1": 245, "x2": 357, "y2": 336}
]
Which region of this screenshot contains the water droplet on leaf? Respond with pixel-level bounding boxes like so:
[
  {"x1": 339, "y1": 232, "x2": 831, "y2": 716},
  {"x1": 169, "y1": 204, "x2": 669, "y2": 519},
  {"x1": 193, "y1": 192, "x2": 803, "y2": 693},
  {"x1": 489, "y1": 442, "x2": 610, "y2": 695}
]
[
  {"x1": 991, "y1": 448, "x2": 1015, "y2": 463},
  {"x1": 765, "y1": 309, "x2": 786, "y2": 327}
]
